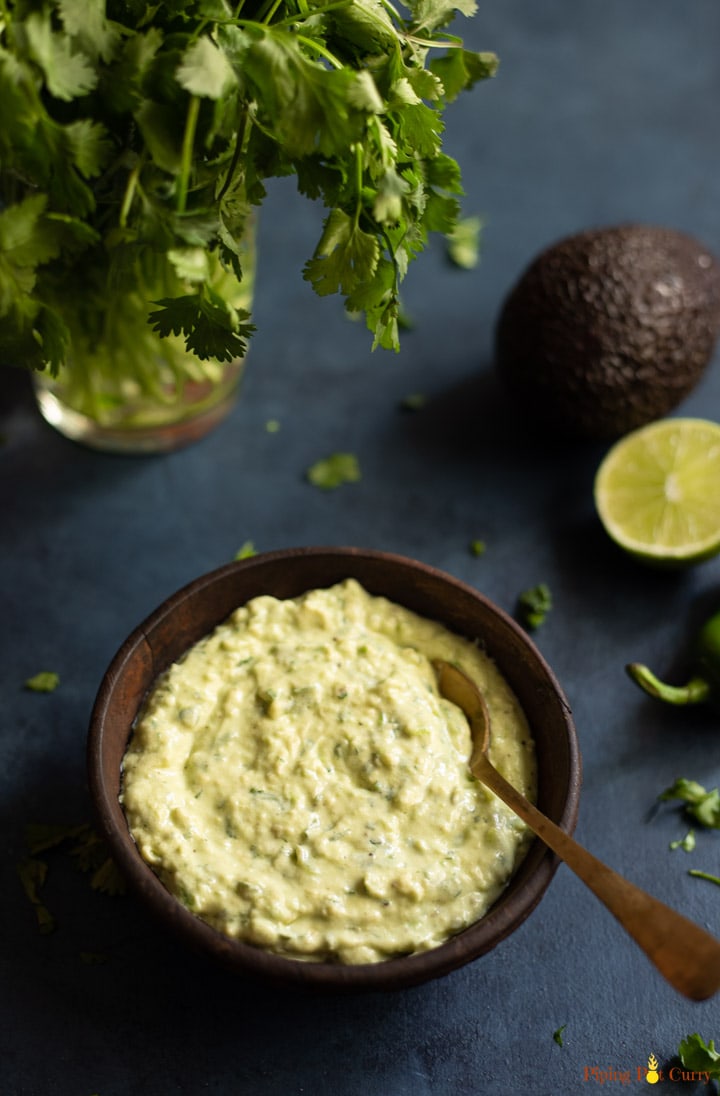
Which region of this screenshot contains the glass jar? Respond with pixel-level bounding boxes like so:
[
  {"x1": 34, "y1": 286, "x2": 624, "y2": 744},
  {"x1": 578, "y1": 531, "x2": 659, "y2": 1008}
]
[{"x1": 33, "y1": 222, "x2": 256, "y2": 454}]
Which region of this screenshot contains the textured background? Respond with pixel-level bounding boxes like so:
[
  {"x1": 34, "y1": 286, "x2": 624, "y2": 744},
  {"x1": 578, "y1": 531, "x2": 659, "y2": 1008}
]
[{"x1": 3, "y1": 1, "x2": 720, "y2": 1093}]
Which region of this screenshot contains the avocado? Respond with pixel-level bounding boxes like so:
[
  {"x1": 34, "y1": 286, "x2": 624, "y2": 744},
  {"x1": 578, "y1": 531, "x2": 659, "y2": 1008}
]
[{"x1": 495, "y1": 225, "x2": 720, "y2": 440}]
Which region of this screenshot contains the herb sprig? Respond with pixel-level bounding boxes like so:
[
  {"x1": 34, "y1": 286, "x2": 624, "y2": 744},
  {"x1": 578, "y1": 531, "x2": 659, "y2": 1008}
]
[{"x1": 0, "y1": 0, "x2": 496, "y2": 375}]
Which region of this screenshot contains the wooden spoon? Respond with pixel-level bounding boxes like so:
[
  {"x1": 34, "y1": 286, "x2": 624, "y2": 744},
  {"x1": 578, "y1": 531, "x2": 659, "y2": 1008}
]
[{"x1": 433, "y1": 658, "x2": 720, "y2": 1001}]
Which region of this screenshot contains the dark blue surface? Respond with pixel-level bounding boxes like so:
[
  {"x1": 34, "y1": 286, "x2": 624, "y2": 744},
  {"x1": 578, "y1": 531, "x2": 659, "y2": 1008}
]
[{"x1": 4, "y1": 2, "x2": 720, "y2": 1093}]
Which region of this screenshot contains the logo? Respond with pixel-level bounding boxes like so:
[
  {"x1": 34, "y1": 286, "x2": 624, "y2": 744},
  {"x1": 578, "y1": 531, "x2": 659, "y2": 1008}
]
[
  {"x1": 581, "y1": 1053, "x2": 716, "y2": 1086},
  {"x1": 645, "y1": 1055, "x2": 660, "y2": 1085}
]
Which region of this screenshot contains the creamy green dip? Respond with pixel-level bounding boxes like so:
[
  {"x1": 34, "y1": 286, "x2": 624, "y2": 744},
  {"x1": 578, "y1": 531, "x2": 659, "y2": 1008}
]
[{"x1": 121, "y1": 579, "x2": 536, "y2": 964}]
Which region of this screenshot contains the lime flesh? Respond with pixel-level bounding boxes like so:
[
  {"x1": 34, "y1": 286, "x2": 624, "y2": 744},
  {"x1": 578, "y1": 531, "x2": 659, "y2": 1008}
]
[{"x1": 593, "y1": 417, "x2": 720, "y2": 564}]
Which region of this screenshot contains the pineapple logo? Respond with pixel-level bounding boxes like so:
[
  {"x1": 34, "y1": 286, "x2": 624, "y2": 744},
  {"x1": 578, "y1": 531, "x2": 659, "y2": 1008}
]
[{"x1": 646, "y1": 1054, "x2": 660, "y2": 1084}]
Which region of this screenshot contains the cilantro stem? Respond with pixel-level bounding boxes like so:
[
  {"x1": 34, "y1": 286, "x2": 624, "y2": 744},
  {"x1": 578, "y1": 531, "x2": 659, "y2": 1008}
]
[
  {"x1": 403, "y1": 33, "x2": 463, "y2": 49},
  {"x1": 295, "y1": 35, "x2": 344, "y2": 70},
  {"x1": 353, "y1": 143, "x2": 364, "y2": 228},
  {"x1": 262, "y1": 0, "x2": 285, "y2": 22},
  {"x1": 274, "y1": 0, "x2": 354, "y2": 25},
  {"x1": 254, "y1": 0, "x2": 283, "y2": 23},
  {"x1": 689, "y1": 870, "x2": 720, "y2": 887},
  {"x1": 119, "y1": 158, "x2": 143, "y2": 229},
  {"x1": 177, "y1": 96, "x2": 201, "y2": 215},
  {"x1": 216, "y1": 108, "x2": 251, "y2": 204}
]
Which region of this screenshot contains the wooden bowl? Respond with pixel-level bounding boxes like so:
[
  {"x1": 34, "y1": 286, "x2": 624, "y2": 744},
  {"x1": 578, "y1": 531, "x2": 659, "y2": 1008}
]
[{"x1": 87, "y1": 547, "x2": 581, "y2": 991}]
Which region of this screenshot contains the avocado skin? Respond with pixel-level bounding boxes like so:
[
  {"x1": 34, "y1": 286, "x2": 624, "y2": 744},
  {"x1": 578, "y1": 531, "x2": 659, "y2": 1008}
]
[{"x1": 495, "y1": 225, "x2": 720, "y2": 440}]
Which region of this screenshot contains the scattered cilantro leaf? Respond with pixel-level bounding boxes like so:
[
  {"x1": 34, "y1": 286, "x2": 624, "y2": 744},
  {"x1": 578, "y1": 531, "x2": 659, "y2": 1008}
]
[
  {"x1": 17, "y1": 858, "x2": 56, "y2": 934},
  {"x1": 24, "y1": 671, "x2": 60, "y2": 693},
  {"x1": 678, "y1": 1034, "x2": 720, "y2": 1081},
  {"x1": 659, "y1": 779, "x2": 720, "y2": 829},
  {"x1": 235, "y1": 541, "x2": 257, "y2": 560},
  {"x1": 670, "y1": 829, "x2": 696, "y2": 853},
  {"x1": 447, "y1": 216, "x2": 483, "y2": 270},
  {"x1": 400, "y1": 393, "x2": 427, "y2": 411},
  {"x1": 517, "y1": 584, "x2": 552, "y2": 630},
  {"x1": 90, "y1": 857, "x2": 126, "y2": 896},
  {"x1": 469, "y1": 539, "x2": 486, "y2": 557},
  {"x1": 19, "y1": 821, "x2": 125, "y2": 934},
  {"x1": 306, "y1": 452, "x2": 361, "y2": 490},
  {"x1": 26, "y1": 822, "x2": 87, "y2": 855},
  {"x1": 80, "y1": 951, "x2": 109, "y2": 965},
  {"x1": 553, "y1": 1025, "x2": 567, "y2": 1047},
  {"x1": 265, "y1": 419, "x2": 281, "y2": 433}
]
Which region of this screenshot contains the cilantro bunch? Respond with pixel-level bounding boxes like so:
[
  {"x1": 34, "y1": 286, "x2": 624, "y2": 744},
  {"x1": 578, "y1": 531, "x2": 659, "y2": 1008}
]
[{"x1": 0, "y1": 0, "x2": 496, "y2": 384}]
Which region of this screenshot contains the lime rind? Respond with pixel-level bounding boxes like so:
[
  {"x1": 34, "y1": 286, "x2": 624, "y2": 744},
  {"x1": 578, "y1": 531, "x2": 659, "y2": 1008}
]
[{"x1": 594, "y1": 417, "x2": 720, "y2": 564}]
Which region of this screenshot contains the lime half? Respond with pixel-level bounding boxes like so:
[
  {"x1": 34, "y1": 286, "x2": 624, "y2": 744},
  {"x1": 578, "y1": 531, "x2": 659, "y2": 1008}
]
[{"x1": 594, "y1": 417, "x2": 720, "y2": 565}]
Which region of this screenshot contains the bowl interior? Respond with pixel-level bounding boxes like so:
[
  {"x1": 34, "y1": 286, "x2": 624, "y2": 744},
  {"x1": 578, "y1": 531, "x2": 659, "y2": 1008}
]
[{"x1": 88, "y1": 546, "x2": 581, "y2": 991}]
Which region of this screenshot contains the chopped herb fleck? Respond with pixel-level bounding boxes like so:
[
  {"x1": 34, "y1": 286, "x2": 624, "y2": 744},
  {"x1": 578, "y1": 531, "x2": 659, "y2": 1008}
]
[
  {"x1": 517, "y1": 584, "x2": 552, "y2": 630},
  {"x1": 670, "y1": 829, "x2": 696, "y2": 852},
  {"x1": 25, "y1": 671, "x2": 60, "y2": 693},
  {"x1": 265, "y1": 420, "x2": 281, "y2": 433},
  {"x1": 659, "y1": 779, "x2": 720, "y2": 829},
  {"x1": 306, "y1": 453, "x2": 361, "y2": 490},
  {"x1": 234, "y1": 541, "x2": 257, "y2": 560},
  {"x1": 446, "y1": 216, "x2": 483, "y2": 270},
  {"x1": 90, "y1": 857, "x2": 126, "y2": 896},
  {"x1": 80, "y1": 951, "x2": 109, "y2": 965},
  {"x1": 17, "y1": 858, "x2": 55, "y2": 934},
  {"x1": 469, "y1": 539, "x2": 486, "y2": 558},
  {"x1": 553, "y1": 1025, "x2": 567, "y2": 1047},
  {"x1": 399, "y1": 393, "x2": 427, "y2": 412},
  {"x1": 26, "y1": 822, "x2": 87, "y2": 855},
  {"x1": 19, "y1": 822, "x2": 125, "y2": 933}
]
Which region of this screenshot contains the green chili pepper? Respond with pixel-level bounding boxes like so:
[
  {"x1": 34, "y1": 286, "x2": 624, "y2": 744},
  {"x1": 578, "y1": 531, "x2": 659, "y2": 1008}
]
[{"x1": 626, "y1": 609, "x2": 720, "y2": 707}]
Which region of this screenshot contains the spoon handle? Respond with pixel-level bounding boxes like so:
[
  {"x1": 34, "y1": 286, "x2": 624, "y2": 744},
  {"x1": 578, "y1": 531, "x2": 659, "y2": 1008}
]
[{"x1": 474, "y1": 754, "x2": 720, "y2": 1001}]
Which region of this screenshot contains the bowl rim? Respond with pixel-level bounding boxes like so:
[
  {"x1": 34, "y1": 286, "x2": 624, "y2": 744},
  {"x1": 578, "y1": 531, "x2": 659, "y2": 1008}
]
[{"x1": 87, "y1": 545, "x2": 581, "y2": 991}]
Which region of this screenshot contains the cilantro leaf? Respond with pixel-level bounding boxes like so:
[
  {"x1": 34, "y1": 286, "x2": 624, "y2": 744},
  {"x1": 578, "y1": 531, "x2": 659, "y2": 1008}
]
[
  {"x1": 517, "y1": 585, "x2": 553, "y2": 631},
  {"x1": 26, "y1": 822, "x2": 87, "y2": 855},
  {"x1": 149, "y1": 290, "x2": 255, "y2": 363},
  {"x1": 64, "y1": 120, "x2": 113, "y2": 179},
  {"x1": 669, "y1": 829, "x2": 696, "y2": 852},
  {"x1": 237, "y1": 26, "x2": 365, "y2": 159},
  {"x1": 303, "y1": 209, "x2": 381, "y2": 297},
  {"x1": 678, "y1": 1034, "x2": 720, "y2": 1080},
  {"x1": 306, "y1": 452, "x2": 361, "y2": 489},
  {"x1": 19, "y1": 821, "x2": 126, "y2": 935},
  {"x1": 431, "y1": 49, "x2": 499, "y2": 103},
  {"x1": 176, "y1": 37, "x2": 237, "y2": 100},
  {"x1": 24, "y1": 671, "x2": 60, "y2": 693},
  {"x1": 23, "y1": 11, "x2": 98, "y2": 102},
  {"x1": 90, "y1": 857, "x2": 126, "y2": 896},
  {"x1": 17, "y1": 858, "x2": 56, "y2": 934},
  {"x1": 447, "y1": 215, "x2": 483, "y2": 269},
  {"x1": 400, "y1": 393, "x2": 427, "y2": 411},
  {"x1": 58, "y1": 0, "x2": 121, "y2": 64},
  {"x1": 412, "y1": 0, "x2": 479, "y2": 33},
  {"x1": 659, "y1": 779, "x2": 720, "y2": 829}
]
